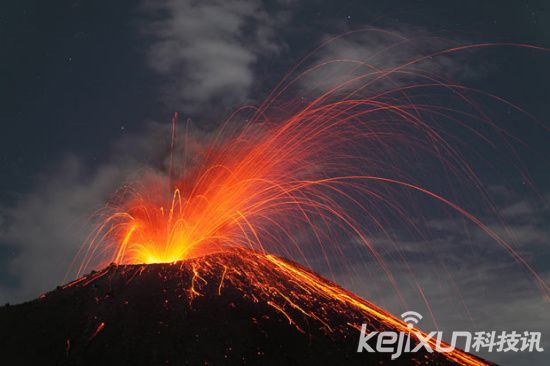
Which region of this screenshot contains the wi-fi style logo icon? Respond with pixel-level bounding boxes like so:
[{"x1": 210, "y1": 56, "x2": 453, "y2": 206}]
[{"x1": 401, "y1": 311, "x2": 423, "y2": 329}]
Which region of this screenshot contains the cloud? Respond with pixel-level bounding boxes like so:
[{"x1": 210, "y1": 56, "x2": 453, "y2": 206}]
[
  {"x1": 141, "y1": 0, "x2": 287, "y2": 112},
  {"x1": 334, "y1": 257, "x2": 550, "y2": 365},
  {"x1": 295, "y1": 27, "x2": 482, "y2": 96},
  {"x1": 322, "y1": 192, "x2": 550, "y2": 365},
  {"x1": 0, "y1": 123, "x2": 174, "y2": 303}
]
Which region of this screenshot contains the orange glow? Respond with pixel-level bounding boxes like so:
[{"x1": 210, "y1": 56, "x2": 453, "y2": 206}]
[{"x1": 74, "y1": 40, "x2": 549, "y2": 309}]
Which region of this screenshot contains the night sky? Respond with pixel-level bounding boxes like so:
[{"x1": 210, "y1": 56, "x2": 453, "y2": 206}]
[{"x1": 1, "y1": 1, "x2": 549, "y2": 364}]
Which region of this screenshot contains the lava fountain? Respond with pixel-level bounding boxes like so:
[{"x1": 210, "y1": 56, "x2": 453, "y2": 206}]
[
  {"x1": 33, "y1": 38, "x2": 547, "y2": 366},
  {"x1": 73, "y1": 39, "x2": 549, "y2": 305}
]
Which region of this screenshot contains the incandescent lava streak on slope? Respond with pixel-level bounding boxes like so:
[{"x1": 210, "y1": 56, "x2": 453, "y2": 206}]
[{"x1": 0, "y1": 248, "x2": 491, "y2": 365}]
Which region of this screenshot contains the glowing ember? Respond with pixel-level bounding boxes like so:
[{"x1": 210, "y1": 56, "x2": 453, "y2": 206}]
[{"x1": 74, "y1": 42, "x2": 548, "y2": 305}]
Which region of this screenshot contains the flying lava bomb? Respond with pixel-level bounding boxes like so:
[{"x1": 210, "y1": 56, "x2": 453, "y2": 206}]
[{"x1": 1, "y1": 38, "x2": 548, "y2": 365}]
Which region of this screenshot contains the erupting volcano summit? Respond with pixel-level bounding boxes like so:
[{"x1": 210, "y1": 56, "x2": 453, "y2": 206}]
[{"x1": 0, "y1": 248, "x2": 489, "y2": 365}]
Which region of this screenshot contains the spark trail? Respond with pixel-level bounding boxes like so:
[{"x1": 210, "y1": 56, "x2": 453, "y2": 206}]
[{"x1": 72, "y1": 36, "x2": 549, "y2": 349}]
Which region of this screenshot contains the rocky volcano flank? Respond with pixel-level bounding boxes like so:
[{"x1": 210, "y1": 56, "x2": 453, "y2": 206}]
[{"x1": 0, "y1": 248, "x2": 489, "y2": 365}]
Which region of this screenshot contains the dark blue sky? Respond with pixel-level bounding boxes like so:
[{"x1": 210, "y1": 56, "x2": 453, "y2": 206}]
[{"x1": 1, "y1": 1, "x2": 548, "y2": 200}]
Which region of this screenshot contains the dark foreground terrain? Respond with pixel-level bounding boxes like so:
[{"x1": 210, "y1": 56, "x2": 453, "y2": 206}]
[{"x1": 0, "y1": 248, "x2": 489, "y2": 365}]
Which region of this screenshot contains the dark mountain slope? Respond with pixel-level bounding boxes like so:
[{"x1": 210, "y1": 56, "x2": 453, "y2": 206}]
[{"x1": 0, "y1": 248, "x2": 490, "y2": 365}]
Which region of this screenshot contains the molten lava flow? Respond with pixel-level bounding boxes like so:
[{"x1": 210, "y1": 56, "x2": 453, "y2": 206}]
[{"x1": 57, "y1": 248, "x2": 489, "y2": 365}]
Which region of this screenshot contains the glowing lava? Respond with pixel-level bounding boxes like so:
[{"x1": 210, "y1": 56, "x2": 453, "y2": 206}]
[
  {"x1": 36, "y1": 248, "x2": 490, "y2": 365},
  {"x1": 74, "y1": 40, "x2": 549, "y2": 313}
]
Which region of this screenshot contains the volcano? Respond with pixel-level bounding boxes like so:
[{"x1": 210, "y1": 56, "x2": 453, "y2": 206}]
[{"x1": 0, "y1": 248, "x2": 489, "y2": 365}]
